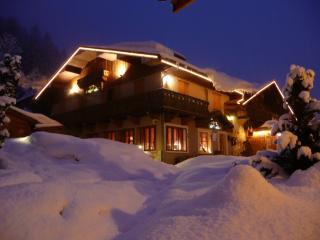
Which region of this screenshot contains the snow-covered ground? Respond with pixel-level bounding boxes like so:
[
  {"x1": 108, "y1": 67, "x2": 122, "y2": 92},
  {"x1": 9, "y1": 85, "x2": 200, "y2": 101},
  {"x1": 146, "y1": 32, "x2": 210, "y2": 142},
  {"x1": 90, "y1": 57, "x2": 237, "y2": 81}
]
[{"x1": 0, "y1": 132, "x2": 319, "y2": 240}]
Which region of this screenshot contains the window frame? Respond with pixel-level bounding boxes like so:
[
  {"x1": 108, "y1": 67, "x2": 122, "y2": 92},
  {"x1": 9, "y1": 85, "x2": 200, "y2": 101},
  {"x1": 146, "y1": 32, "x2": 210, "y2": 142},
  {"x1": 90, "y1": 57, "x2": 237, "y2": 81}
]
[
  {"x1": 165, "y1": 124, "x2": 188, "y2": 153},
  {"x1": 199, "y1": 131, "x2": 209, "y2": 153},
  {"x1": 197, "y1": 129, "x2": 212, "y2": 154},
  {"x1": 118, "y1": 128, "x2": 135, "y2": 144},
  {"x1": 106, "y1": 131, "x2": 116, "y2": 141},
  {"x1": 139, "y1": 125, "x2": 156, "y2": 151}
]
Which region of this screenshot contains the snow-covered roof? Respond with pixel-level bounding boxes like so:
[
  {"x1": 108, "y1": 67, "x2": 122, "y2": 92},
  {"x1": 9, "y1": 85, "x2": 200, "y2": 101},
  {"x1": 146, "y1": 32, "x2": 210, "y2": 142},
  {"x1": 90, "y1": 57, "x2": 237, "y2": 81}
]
[
  {"x1": 80, "y1": 41, "x2": 211, "y2": 80},
  {"x1": 10, "y1": 106, "x2": 63, "y2": 129},
  {"x1": 35, "y1": 41, "x2": 213, "y2": 99},
  {"x1": 35, "y1": 40, "x2": 257, "y2": 100},
  {"x1": 104, "y1": 41, "x2": 187, "y2": 61}
]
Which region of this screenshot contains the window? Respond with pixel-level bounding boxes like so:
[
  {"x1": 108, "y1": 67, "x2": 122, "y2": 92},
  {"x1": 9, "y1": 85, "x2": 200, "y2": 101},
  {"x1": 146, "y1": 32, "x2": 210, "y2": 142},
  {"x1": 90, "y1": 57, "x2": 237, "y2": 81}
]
[
  {"x1": 199, "y1": 132, "x2": 209, "y2": 152},
  {"x1": 140, "y1": 126, "x2": 156, "y2": 151},
  {"x1": 166, "y1": 126, "x2": 187, "y2": 152},
  {"x1": 106, "y1": 131, "x2": 116, "y2": 141},
  {"x1": 119, "y1": 129, "x2": 135, "y2": 144}
]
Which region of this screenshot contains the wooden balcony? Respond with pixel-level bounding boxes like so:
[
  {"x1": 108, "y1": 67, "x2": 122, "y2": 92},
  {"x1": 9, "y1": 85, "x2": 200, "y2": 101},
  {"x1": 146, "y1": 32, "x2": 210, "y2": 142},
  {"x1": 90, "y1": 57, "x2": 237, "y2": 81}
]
[{"x1": 52, "y1": 89, "x2": 209, "y2": 124}]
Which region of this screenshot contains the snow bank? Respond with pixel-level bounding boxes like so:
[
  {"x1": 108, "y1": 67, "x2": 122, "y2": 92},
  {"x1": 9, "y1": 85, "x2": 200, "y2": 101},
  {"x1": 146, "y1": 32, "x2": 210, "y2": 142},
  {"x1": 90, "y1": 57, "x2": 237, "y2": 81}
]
[{"x1": 0, "y1": 133, "x2": 319, "y2": 240}]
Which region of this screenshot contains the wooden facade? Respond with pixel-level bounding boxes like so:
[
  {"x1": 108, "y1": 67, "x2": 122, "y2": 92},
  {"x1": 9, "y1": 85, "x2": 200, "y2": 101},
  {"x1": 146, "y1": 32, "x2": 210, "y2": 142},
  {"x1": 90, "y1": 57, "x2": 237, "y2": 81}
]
[
  {"x1": 4, "y1": 107, "x2": 65, "y2": 138},
  {"x1": 35, "y1": 43, "x2": 235, "y2": 164}
]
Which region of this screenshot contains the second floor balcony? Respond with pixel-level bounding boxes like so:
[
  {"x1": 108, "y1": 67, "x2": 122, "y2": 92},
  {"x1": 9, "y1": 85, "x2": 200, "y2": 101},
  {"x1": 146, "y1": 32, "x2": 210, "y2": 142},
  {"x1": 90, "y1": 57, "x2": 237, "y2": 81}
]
[{"x1": 52, "y1": 88, "x2": 209, "y2": 124}]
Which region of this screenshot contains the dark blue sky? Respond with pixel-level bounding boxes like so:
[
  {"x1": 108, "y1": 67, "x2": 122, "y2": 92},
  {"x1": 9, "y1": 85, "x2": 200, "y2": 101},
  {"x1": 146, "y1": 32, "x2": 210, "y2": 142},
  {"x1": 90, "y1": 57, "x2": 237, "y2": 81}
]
[{"x1": 1, "y1": 0, "x2": 320, "y2": 95}]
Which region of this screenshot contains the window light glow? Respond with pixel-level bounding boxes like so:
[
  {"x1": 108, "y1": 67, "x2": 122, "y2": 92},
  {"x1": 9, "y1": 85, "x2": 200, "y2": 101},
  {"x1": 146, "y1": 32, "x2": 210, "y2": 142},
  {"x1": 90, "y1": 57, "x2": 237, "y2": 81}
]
[
  {"x1": 252, "y1": 130, "x2": 271, "y2": 138},
  {"x1": 35, "y1": 47, "x2": 158, "y2": 100},
  {"x1": 162, "y1": 74, "x2": 174, "y2": 87},
  {"x1": 227, "y1": 115, "x2": 235, "y2": 122},
  {"x1": 161, "y1": 59, "x2": 212, "y2": 82},
  {"x1": 35, "y1": 48, "x2": 81, "y2": 99},
  {"x1": 115, "y1": 61, "x2": 128, "y2": 78},
  {"x1": 35, "y1": 46, "x2": 211, "y2": 100},
  {"x1": 69, "y1": 81, "x2": 82, "y2": 95}
]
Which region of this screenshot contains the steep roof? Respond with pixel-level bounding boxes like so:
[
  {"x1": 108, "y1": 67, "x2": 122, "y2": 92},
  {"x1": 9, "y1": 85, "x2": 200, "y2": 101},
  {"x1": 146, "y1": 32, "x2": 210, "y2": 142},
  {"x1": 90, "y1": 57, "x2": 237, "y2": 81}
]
[{"x1": 35, "y1": 41, "x2": 212, "y2": 100}]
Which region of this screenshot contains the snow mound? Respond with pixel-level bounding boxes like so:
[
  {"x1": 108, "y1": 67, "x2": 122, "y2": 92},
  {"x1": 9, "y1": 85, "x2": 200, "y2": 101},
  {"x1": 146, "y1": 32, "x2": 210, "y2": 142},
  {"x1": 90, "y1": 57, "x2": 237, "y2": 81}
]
[
  {"x1": 0, "y1": 133, "x2": 319, "y2": 240},
  {"x1": 118, "y1": 164, "x2": 320, "y2": 240}
]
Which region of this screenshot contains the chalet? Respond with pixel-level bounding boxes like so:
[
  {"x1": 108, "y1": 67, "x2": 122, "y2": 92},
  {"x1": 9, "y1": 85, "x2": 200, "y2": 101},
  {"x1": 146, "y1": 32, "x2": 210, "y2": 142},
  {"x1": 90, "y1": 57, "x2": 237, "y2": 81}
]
[{"x1": 35, "y1": 41, "x2": 235, "y2": 164}]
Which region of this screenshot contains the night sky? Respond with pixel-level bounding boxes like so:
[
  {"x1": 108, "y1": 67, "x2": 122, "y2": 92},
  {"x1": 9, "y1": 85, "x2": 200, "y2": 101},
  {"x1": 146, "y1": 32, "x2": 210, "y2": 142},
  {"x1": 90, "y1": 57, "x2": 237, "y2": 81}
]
[{"x1": 1, "y1": 0, "x2": 320, "y2": 95}]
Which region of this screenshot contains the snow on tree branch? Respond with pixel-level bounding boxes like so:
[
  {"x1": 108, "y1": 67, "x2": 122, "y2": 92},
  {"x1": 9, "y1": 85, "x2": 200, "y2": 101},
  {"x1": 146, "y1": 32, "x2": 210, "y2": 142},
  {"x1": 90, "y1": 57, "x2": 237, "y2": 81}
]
[
  {"x1": 0, "y1": 53, "x2": 21, "y2": 147},
  {"x1": 252, "y1": 65, "x2": 320, "y2": 176}
]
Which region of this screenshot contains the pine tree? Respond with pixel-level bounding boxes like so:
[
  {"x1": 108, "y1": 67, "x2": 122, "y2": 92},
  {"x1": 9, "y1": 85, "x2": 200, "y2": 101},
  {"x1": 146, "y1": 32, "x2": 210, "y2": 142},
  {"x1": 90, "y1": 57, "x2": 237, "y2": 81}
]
[
  {"x1": 0, "y1": 54, "x2": 22, "y2": 147},
  {"x1": 268, "y1": 65, "x2": 320, "y2": 174}
]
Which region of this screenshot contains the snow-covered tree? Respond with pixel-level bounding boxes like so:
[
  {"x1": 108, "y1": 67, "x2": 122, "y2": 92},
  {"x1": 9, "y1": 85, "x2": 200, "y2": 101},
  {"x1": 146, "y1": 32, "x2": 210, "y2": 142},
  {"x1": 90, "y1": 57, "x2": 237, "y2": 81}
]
[
  {"x1": 253, "y1": 65, "x2": 320, "y2": 176},
  {"x1": 0, "y1": 53, "x2": 22, "y2": 147}
]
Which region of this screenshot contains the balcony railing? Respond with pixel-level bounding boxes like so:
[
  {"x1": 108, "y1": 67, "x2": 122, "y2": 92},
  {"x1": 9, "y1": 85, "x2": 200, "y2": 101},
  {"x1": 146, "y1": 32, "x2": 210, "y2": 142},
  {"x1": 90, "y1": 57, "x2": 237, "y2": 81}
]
[{"x1": 52, "y1": 89, "x2": 209, "y2": 122}]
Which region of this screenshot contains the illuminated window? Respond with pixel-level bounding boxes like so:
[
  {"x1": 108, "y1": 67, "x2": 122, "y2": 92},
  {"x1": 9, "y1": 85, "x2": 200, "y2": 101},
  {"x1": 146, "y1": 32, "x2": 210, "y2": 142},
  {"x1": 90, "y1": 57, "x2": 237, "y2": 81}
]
[
  {"x1": 106, "y1": 131, "x2": 116, "y2": 141},
  {"x1": 166, "y1": 126, "x2": 187, "y2": 152},
  {"x1": 140, "y1": 126, "x2": 156, "y2": 151},
  {"x1": 119, "y1": 129, "x2": 134, "y2": 144},
  {"x1": 199, "y1": 132, "x2": 209, "y2": 152}
]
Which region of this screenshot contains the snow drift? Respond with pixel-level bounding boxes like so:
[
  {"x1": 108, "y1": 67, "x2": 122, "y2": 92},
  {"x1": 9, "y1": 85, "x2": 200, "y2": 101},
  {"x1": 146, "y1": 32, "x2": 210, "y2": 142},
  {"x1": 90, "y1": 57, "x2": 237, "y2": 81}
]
[{"x1": 0, "y1": 133, "x2": 319, "y2": 240}]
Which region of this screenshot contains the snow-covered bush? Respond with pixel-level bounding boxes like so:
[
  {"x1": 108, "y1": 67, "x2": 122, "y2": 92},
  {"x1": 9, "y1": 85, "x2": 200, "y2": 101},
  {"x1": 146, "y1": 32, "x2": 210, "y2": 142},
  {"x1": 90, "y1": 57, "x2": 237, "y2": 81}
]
[
  {"x1": 0, "y1": 53, "x2": 21, "y2": 147},
  {"x1": 259, "y1": 65, "x2": 320, "y2": 175}
]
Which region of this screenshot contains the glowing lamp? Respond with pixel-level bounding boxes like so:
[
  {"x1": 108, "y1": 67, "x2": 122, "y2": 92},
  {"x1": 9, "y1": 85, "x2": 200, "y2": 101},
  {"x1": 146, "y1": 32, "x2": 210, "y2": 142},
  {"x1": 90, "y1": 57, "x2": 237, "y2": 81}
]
[
  {"x1": 162, "y1": 74, "x2": 174, "y2": 87},
  {"x1": 69, "y1": 81, "x2": 82, "y2": 95},
  {"x1": 116, "y1": 62, "x2": 128, "y2": 78},
  {"x1": 227, "y1": 115, "x2": 235, "y2": 122}
]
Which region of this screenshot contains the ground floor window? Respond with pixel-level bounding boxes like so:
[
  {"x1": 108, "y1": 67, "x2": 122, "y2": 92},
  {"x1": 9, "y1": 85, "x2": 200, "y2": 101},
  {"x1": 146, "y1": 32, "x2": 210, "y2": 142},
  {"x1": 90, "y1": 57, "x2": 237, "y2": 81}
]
[
  {"x1": 166, "y1": 126, "x2": 187, "y2": 152},
  {"x1": 199, "y1": 132, "x2": 209, "y2": 152},
  {"x1": 140, "y1": 126, "x2": 156, "y2": 151},
  {"x1": 119, "y1": 129, "x2": 134, "y2": 144},
  {"x1": 106, "y1": 131, "x2": 116, "y2": 141}
]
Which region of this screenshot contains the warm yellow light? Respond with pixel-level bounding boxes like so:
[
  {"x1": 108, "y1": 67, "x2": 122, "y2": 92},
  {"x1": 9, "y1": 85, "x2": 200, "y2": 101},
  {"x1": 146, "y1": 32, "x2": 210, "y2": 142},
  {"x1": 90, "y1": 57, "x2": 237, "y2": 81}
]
[
  {"x1": 115, "y1": 61, "x2": 128, "y2": 78},
  {"x1": 35, "y1": 48, "x2": 81, "y2": 99},
  {"x1": 242, "y1": 81, "x2": 294, "y2": 115},
  {"x1": 15, "y1": 136, "x2": 31, "y2": 144},
  {"x1": 234, "y1": 89, "x2": 245, "y2": 104},
  {"x1": 227, "y1": 115, "x2": 235, "y2": 122},
  {"x1": 103, "y1": 70, "x2": 110, "y2": 77},
  {"x1": 138, "y1": 145, "x2": 143, "y2": 149},
  {"x1": 252, "y1": 130, "x2": 271, "y2": 137},
  {"x1": 69, "y1": 81, "x2": 82, "y2": 95},
  {"x1": 162, "y1": 74, "x2": 174, "y2": 87},
  {"x1": 35, "y1": 46, "x2": 158, "y2": 100},
  {"x1": 161, "y1": 59, "x2": 212, "y2": 82}
]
